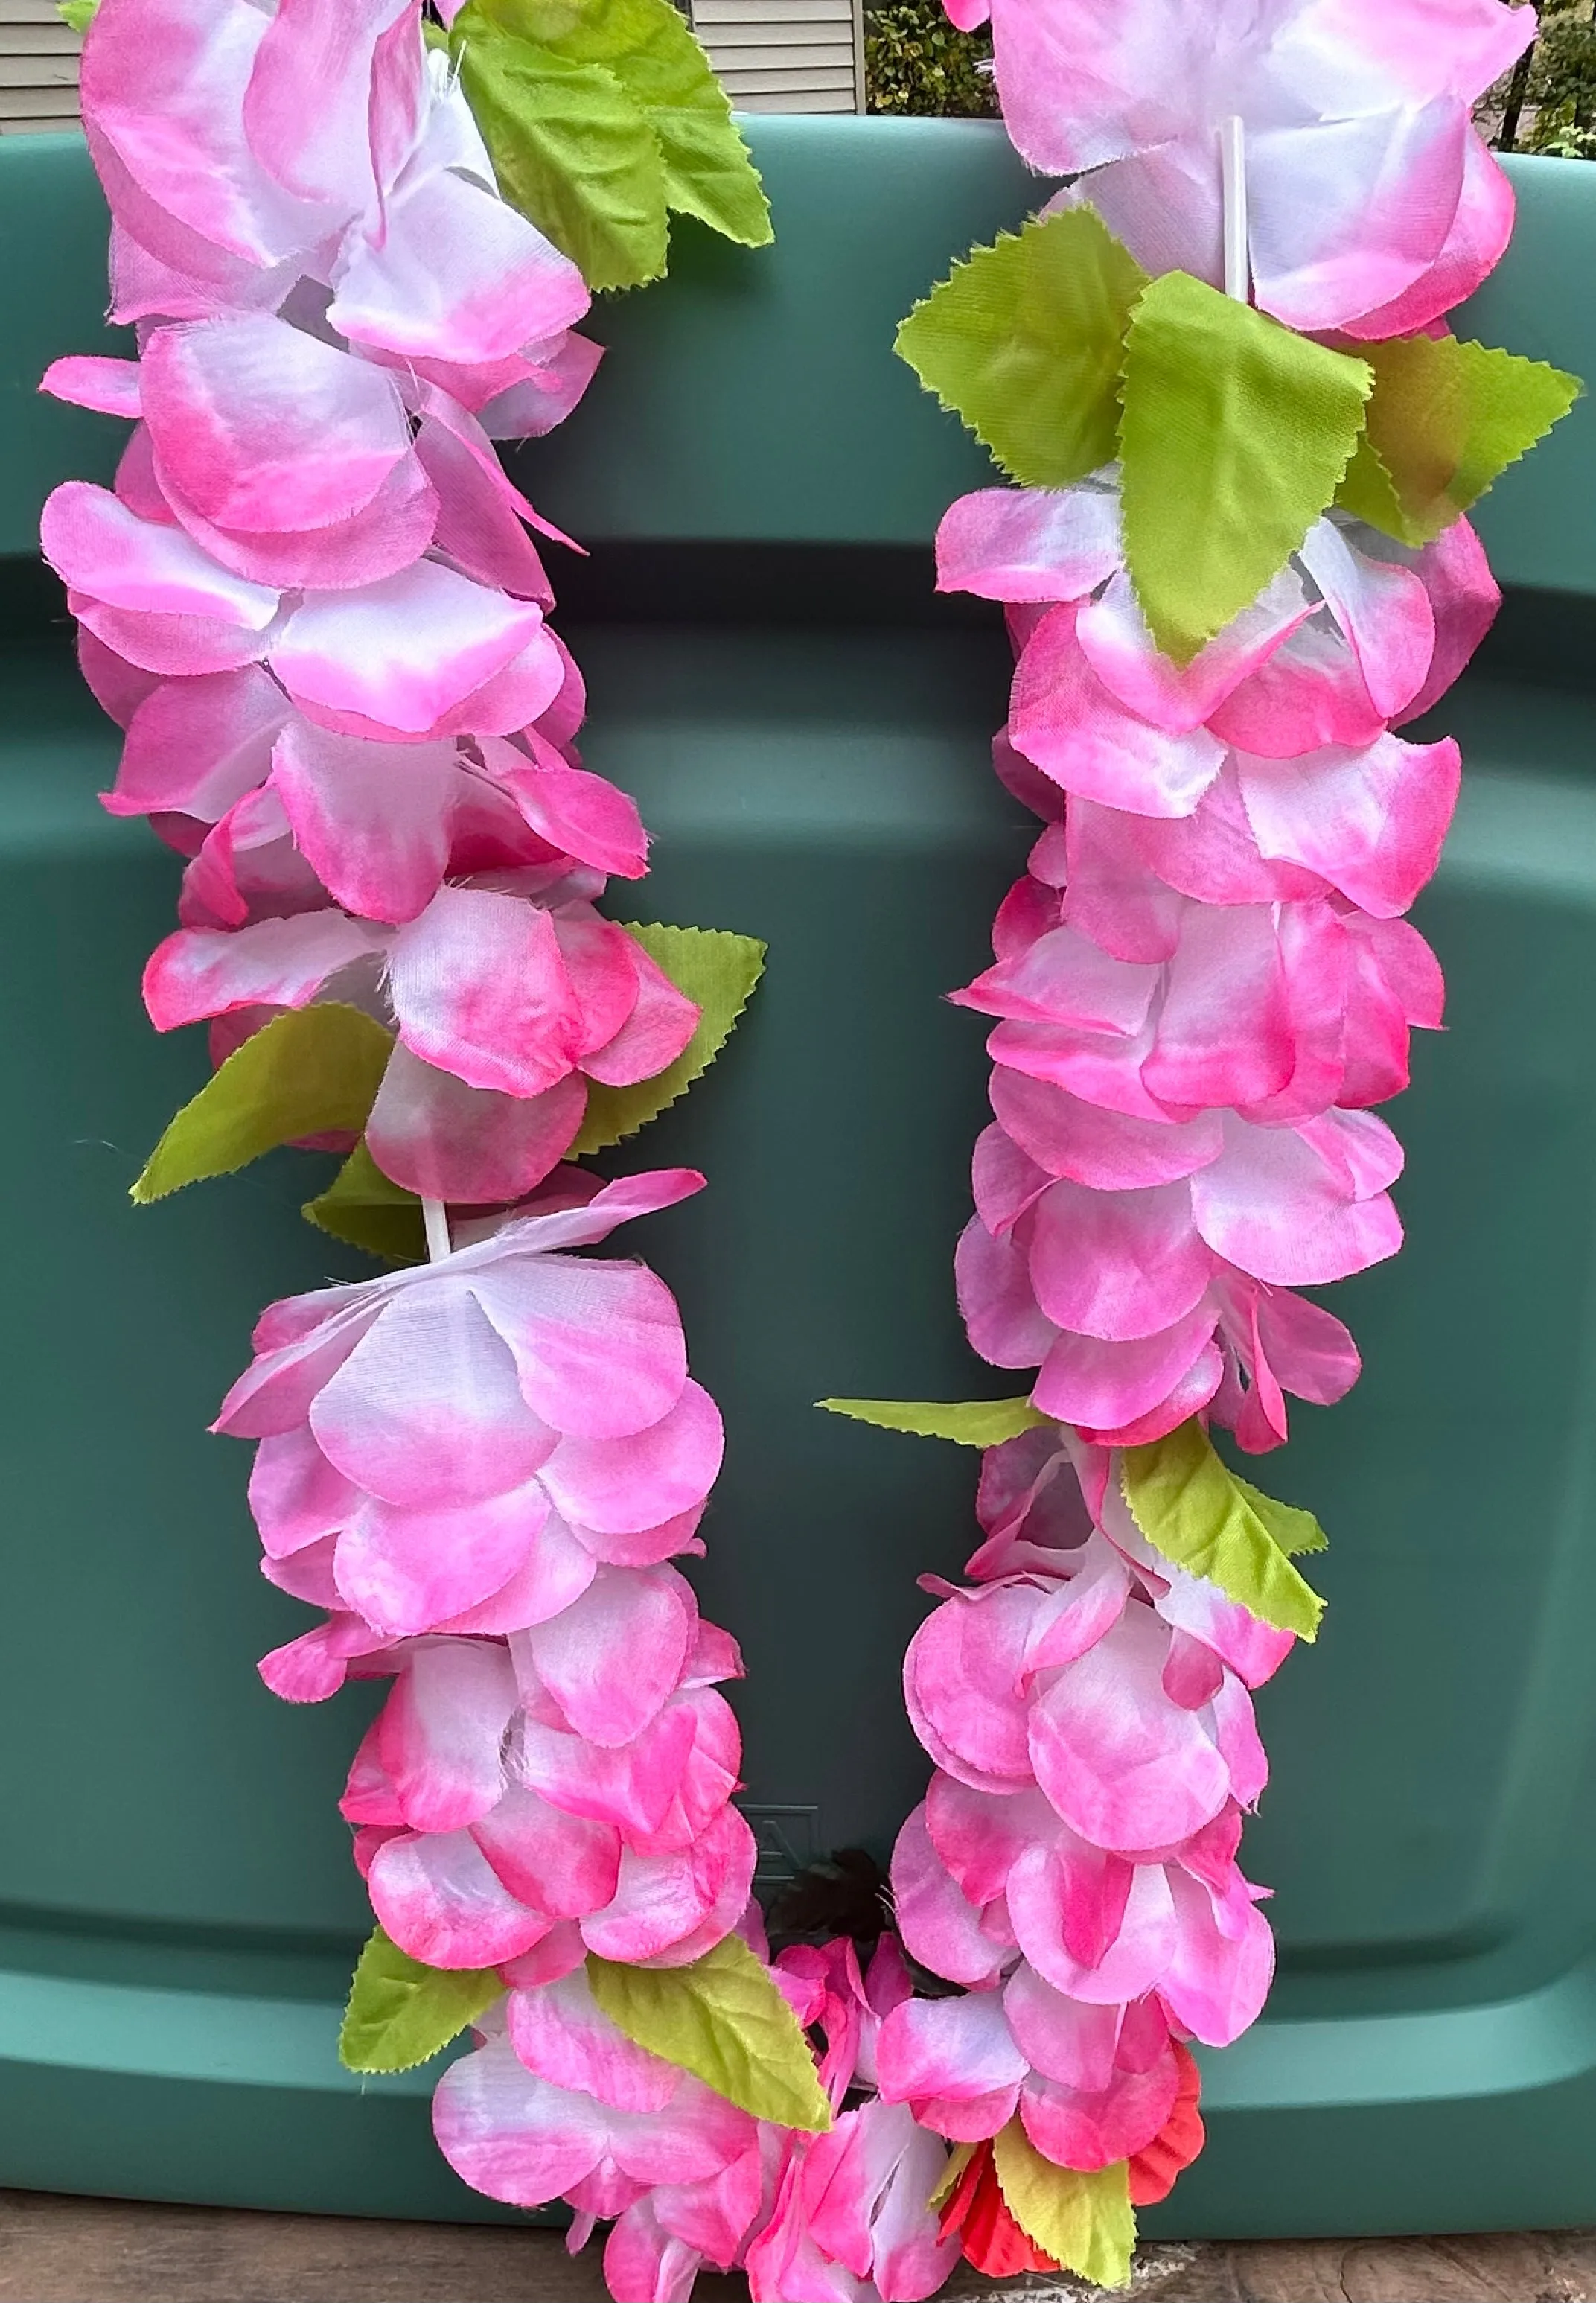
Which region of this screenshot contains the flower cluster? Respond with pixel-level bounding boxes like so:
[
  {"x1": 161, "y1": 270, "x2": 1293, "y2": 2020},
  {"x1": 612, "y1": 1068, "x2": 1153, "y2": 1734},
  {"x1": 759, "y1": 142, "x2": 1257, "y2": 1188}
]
[
  {"x1": 45, "y1": 2, "x2": 799, "y2": 2290},
  {"x1": 951, "y1": 0, "x2": 1534, "y2": 337},
  {"x1": 42, "y1": 0, "x2": 671, "y2": 1206},
  {"x1": 877, "y1": 0, "x2": 1528, "y2": 2277},
  {"x1": 879, "y1": 1426, "x2": 1283, "y2": 2188},
  {"x1": 945, "y1": 478, "x2": 1497, "y2": 1451},
  {"x1": 437, "y1": 1919, "x2": 962, "y2": 2302}
]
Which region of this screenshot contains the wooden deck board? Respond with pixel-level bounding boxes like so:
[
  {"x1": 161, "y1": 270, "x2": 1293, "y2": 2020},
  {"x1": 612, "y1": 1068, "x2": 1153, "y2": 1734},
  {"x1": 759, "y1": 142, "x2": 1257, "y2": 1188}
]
[{"x1": 1, "y1": 2192, "x2": 1593, "y2": 2303}]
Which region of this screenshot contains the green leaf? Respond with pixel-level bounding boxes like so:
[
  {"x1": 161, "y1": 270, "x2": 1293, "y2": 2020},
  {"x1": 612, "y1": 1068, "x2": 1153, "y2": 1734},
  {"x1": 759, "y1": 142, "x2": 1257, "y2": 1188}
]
[
  {"x1": 1120, "y1": 1418, "x2": 1327, "y2": 1641},
  {"x1": 928, "y1": 2138, "x2": 977, "y2": 2211},
  {"x1": 991, "y1": 2118, "x2": 1136, "y2": 2290},
  {"x1": 470, "y1": 0, "x2": 771, "y2": 248},
  {"x1": 133, "y1": 1006, "x2": 394, "y2": 1204},
  {"x1": 302, "y1": 1141, "x2": 426, "y2": 1265},
  {"x1": 895, "y1": 208, "x2": 1148, "y2": 489},
  {"x1": 57, "y1": 0, "x2": 98, "y2": 28},
  {"x1": 1118, "y1": 270, "x2": 1373, "y2": 664},
  {"x1": 572, "y1": 923, "x2": 766, "y2": 1155},
  {"x1": 817, "y1": 1396, "x2": 1048, "y2": 1448},
  {"x1": 587, "y1": 1935, "x2": 832, "y2": 2131},
  {"x1": 451, "y1": 13, "x2": 668, "y2": 290},
  {"x1": 1336, "y1": 332, "x2": 1582, "y2": 547},
  {"x1": 339, "y1": 1928, "x2": 501, "y2": 2074}
]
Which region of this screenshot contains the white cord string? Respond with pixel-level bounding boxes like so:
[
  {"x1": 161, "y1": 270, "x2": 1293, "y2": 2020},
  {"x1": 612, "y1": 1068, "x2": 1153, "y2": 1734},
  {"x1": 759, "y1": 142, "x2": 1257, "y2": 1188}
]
[
  {"x1": 1221, "y1": 113, "x2": 1248, "y2": 303},
  {"x1": 421, "y1": 1195, "x2": 452, "y2": 1262}
]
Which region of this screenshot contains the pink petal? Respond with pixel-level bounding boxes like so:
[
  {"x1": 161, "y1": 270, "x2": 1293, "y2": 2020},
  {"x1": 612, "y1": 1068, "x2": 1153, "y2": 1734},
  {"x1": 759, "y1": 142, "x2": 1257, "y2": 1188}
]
[
  {"x1": 41, "y1": 354, "x2": 143, "y2": 419},
  {"x1": 467, "y1": 1256, "x2": 689, "y2": 1442},
  {"x1": 369, "y1": 1827, "x2": 553, "y2": 1966},
  {"x1": 580, "y1": 1806, "x2": 756, "y2": 1965},
  {"x1": 387, "y1": 886, "x2": 584, "y2": 1096},
  {"x1": 991, "y1": 1068, "x2": 1222, "y2": 1190},
  {"x1": 43, "y1": 482, "x2": 280, "y2": 629},
  {"x1": 107, "y1": 666, "x2": 287, "y2": 822},
  {"x1": 270, "y1": 722, "x2": 457, "y2": 923},
  {"x1": 336, "y1": 1480, "x2": 552, "y2": 1637},
  {"x1": 890, "y1": 1803, "x2": 1012, "y2": 1988},
  {"x1": 432, "y1": 2034, "x2": 609, "y2": 2206},
  {"x1": 518, "y1": 1565, "x2": 695, "y2": 1748},
  {"x1": 1032, "y1": 1304, "x2": 1221, "y2": 1430},
  {"x1": 375, "y1": 1638, "x2": 518, "y2": 1831},
  {"x1": 366, "y1": 1048, "x2": 587, "y2": 1204},
  {"x1": 1022, "y1": 1176, "x2": 1215, "y2": 1342},
  {"x1": 243, "y1": 0, "x2": 418, "y2": 214},
  {"x1": 142, "y1": 912, "x2": 382, "y2": 1028},
  {"x1": 310, "y1": 1278, "x2": 559, "y2": 1508},
  {"x1": 1160, "y1": 1866, "x2": 1275, "y2": 2047},
  {"x1": 1007, "y1": 1843, "x2": 1176, "y2": 2004},
  {"x1": 473, "y1": 1783, "x2": 622, "y2": 1920},
  {"x1": 1010, "y1": 602, "x2": 1226, "y2": 816},
  {"x1": 539, "y1": 1382, "x2": 723, "y2": 1538},
  {"x1": 1029, "y1": 1603, "x2": 1230, "y2": 1850},
  {"x1": 269, "y1": 564, "x2": 546, "y2": 739},
  {"x1": 1237, "y1": 733, "x2": 1459, "y2": 919},
  {"x1": 142, "y1": 317, "x2": 415, "y2": 533},
  {"x1": 509, "y1": 1967, "x2": 679, "y2": 2113},
  {"x1": 936, "y1": 482, "x2": 1121, "y2": 603},
  {"x1": 248, "y1": 1424, "x2": 360, "y2": 1558},
  {"x1": 1297, "y1": 519, "x2": 1434, "y2": 721},
  {"x1": 329, "y1": 144, "x2": 589, "y2": 366},
  {"x1": 1077, "y1": 568, "x2": 1310, "y2": 733}
]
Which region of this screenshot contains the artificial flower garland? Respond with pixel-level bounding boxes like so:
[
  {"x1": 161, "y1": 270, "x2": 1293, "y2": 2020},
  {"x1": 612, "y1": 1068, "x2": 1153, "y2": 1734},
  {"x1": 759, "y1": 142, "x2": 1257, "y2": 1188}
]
[{"x1": 40, "y1": 0, "x2": 1582, "y2": 2294}]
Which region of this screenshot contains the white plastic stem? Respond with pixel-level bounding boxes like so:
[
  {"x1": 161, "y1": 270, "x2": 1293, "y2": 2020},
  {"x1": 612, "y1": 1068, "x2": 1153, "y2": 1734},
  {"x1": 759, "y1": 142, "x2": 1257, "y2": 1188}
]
[
  {"x1": 1221, "y1": 114, "x2": 1248, "y2": 302},
  {"x1": 421, "y1": 1195, "x2": 452, "y2": 1262}
]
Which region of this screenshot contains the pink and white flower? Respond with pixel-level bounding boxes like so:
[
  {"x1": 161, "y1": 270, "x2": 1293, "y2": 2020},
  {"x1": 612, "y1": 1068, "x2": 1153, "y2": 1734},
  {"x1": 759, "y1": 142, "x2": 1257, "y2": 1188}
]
[
  {"x1": 947, "y1": 0, "x2": 1531, "y2": 334},
  {"x1": 218, "y1": 1171, "x2": 722, "y2": 1643}
]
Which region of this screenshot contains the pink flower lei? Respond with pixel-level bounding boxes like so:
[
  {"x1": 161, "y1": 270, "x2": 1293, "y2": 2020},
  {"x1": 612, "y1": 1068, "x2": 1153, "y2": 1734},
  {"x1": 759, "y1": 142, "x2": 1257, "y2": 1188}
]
[{"x1": 43, "y1": 0, "x2": 1576, "y2": 2293}]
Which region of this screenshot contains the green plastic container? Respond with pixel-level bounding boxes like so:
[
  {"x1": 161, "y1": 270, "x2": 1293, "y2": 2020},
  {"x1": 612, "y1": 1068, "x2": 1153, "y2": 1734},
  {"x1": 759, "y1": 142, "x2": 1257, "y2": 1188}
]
[{"x1": 1, "y1": 120, "x2": 1595, "y2": 2238}]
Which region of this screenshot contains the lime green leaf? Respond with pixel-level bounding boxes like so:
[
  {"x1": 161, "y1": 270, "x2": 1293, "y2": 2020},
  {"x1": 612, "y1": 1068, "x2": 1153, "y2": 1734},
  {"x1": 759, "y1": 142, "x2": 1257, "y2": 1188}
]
[
  {"x1": 1120, "y1": 1418, "x2": 1327, "y2": 1640},
  {"x1": 992, "y1": 2118, "x2": 1135, "y2": 2290},
  {"x1": 1233, "y1": 1472, "x2": 1327, "y2": 1558},
  {"x1": 470, "y1": 0, "x2": 770, "y2": 248},
  {"x1": 133, "y1": 1005, "x2": 394, "y2": 1204},
  {"x1": 57, "y1": 0, "x2": 98, "y2": 28},
  {"x1": 817, "y1": 1396, "x2": 1048, "y2": 1448},
  {"x1": 895, "y1": 208, "x2": 1148, "y2": 489},
  {"x1": 451, "y1": 12, "x2": 668, "y2": 290},
  {"x1": 587, "y1": 1935, "x2": 831, "y2": 2131},
  {"x1": 572, "y1": 923, "x2": 765, "y2": 1156},
  {"x1": 421, "y1": 15, "x2": 450, "y2": 46},
  {"x1": 1119, "y1": 270, "x2": 1373, "y2": 663},
  {"x1": 339, "y1": 1928, "x2": 501, "y2": 2075},
  {"x1": 1336, "y1": 332, "x2": 1582, "y2": 547},
  {"x1": 302, "y1": 1141, "x2": 426, "y2": 1265},
  {"x1": 928, "y1": 2139, "x2": 976, "y2": 2211}
]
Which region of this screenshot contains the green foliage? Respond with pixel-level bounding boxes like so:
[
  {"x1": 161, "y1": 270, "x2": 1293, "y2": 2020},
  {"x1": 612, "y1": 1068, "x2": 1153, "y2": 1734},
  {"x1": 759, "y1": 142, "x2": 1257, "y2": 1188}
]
[
  {"x1": 587, "y1": 1936, "x2": 833, "y2": 2130},
  {"x1": 1120, "y1": 1419, "x2": 1327, "y2": 1641},
  {"x1": 56, "y1": 0, "x2": 98, "y2": 28},
  {"x1": 1119, "y1": 270, "x2": 1372, "y2": 662},
  {"x1": 302, "y1": 1141, "x2": 426, "y2": 1264},
  {"x1": 450, "y1": 0, "x2": 770, "y2": 290},
  {"x1": 865, "y1": 0, "x2": 996, "y2": 117},
  {"x1": 817, "y1": 1395, "x2": 1049, "y2": 1447},
  {"x1": 573, "y1": 923, "x2": 766, "y2": 1154},
  {"x1": 1338, "y1": 332, "x2": 1581, "y2": 546},
  {"x1": 991, "y1": 2118, "x2": 1136, "y2": 2290},
  {"x1": 1528, "y1": 3, "x2": 1596, "y2": 155},
  {"x1": 133, "y1": 1007, "x2": 393, "y2": 1204},
  {"x1": 339, "y1": 1929, "x2": 502, "y2": 2074},
  {"x1": 896, "y1": 210, "x2": 1147, "y2": 490}
]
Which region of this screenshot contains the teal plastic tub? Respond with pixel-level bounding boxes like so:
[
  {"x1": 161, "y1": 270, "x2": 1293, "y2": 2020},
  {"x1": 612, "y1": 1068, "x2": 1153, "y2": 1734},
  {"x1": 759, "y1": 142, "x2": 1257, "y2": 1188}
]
[{"x1": 2, "y1": 121, "x2": 1596, "y2": 2237}]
